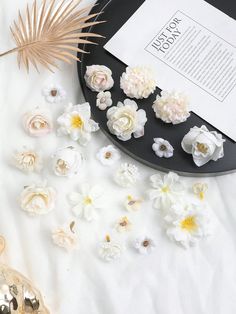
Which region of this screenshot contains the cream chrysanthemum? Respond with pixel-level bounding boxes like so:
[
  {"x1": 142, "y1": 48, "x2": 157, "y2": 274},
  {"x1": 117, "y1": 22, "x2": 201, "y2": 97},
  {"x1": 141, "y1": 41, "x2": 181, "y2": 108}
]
[
  {"x1": 120, "y1": 66, "x2": 156, "y2": 99},
  {"x1": 52, "y1": 221, "x2": 78, "y2": 251},
  {"x1": 153, "y1": 90, "x2": 190, "y2": 124},
  {"x1": 114, "y1": 163, "x2": 140, "y2": 188}
]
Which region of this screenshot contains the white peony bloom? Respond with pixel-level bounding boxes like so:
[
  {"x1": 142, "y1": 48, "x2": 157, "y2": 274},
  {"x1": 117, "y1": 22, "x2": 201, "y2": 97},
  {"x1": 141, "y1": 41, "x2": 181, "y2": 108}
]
[
  {"x1": 181, "y1": 125, "x2": 225, "y2": 167},
  {"x1": 20, "y1": 182, "x2": 56, "y2": 216},
  {"x1": 96, "y1": 145, "x2": 120, "y2": 166},
  {"x1": 133, "y1": 236, "x2": 156, "y2": 254},
  {"x1": 120, "y1": 66, "x2": 156, "y2": 99},
  {"x1": 57, "y1": 103, "x2": 99, "y2": 146},
  {"x1": 152, "y1": 90, "x2": 190, "y2": 124},
  {"x1": 164, "y1": 202, "x2": 215, "y2": 249},
  {"x1": 125, "y1": 195, "x2": 143, "y2": 212},
  {"x1": 114, "y1": 163, "x2": 140, "y2": 188},
  {"x1": 52, "y1": 146, "x2": 83, "y2": 177},
  {"x1": 148, "y1": 172, "x2": 185, "y2": 211},
  {"x1": 68, "y1": 183, "x2": 104, "y2": 221},
  {"x1": 96, "y1": 91, "x2": 112, "y2": 110},
  {"x1": 22, "y1": 108, "x2": 53, "y2": 137},
  {"x1": 84, "y1": 65, "x2": 114, "y2": 92},
  {"x1": 152, "y1": 138, "x2": 174, "y2": 158},
  {"x1": 115, "y1": 216, "x2": 132, "y2": 233},
  {"x1": 98, "y1": 235, "x2": 123, "y2": 262},
  {"x1": 52, "y1": 221, "x2": 78, "y2": 251},
  {"x1": 192, "y1": 182, "x2": 208, "y2": 201},
  {"x1": 42, "y1": 84, "x2": 66, "y2": 103},
  {"x1": 13, "y1": 147, "x2": 42, "y2": 173},
  {"x1": 107, "y1": 99, "x2": 147, "y2": 141}
]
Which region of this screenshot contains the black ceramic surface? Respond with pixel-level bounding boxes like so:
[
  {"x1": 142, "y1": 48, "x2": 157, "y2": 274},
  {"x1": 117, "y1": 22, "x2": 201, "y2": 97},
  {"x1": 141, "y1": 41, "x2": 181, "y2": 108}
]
[{"x1": 78, "y1": 0, "x2": 236, "y2": 177}]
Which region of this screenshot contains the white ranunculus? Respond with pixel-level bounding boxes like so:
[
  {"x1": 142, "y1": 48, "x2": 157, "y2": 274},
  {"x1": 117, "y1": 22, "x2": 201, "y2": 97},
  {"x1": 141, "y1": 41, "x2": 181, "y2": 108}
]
[
  {"x1": 107, "y1": 99, "x2": 147, "y2": 141},
  {"x1": 52, "y1": 146, "x2": 83, "y2": 177},
  {"x1": 84, "y1": 65, "x2": 114, "y2": 92},
  {"x1": 181, "y1": 125, "x2": 225, "y2": 167},
  {"x1": 20, "y1": 182, "x2": 56, "y2": 216},
  {"x1": 120, "y1": 66, "x2": 156, "y2": 99},
  {"x1": 13, "y1": 147, "x2": 42, "y2": 173}
]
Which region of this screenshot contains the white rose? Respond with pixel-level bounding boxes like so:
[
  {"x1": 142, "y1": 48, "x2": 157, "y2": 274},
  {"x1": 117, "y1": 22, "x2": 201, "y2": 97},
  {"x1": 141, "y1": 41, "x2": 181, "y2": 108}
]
[
  {"x1": 84, "y1": 65, "x2": 114, "y2": 92},
  {"x1": 181, "y1": 125, "x2": 225, "y2": 167},
  {"x1": 107, "y1": 99, "x2": 147, "y2": 141},
  {"x1": 22, "y1": 108, "x2": 53, "y2": 137},
  {"x1": 20, "y1": 182, "x2": 56, "y2": 216},
  {"x1": 52, "y1": 146, "x2": 83, "y2": 177}
]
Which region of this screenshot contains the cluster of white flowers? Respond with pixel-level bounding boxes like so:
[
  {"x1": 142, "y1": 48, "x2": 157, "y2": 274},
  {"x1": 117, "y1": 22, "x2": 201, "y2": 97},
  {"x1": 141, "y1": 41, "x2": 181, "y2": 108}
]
[{"x1": 148, "y1": 172, "x2": 215, "y2": 248}]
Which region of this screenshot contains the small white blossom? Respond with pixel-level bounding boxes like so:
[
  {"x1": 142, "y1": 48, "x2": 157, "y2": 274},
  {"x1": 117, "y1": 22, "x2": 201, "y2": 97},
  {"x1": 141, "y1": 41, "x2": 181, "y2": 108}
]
[
  {"x1": 52, "y1": 146, "x2": 83, "y2": 177},
  {"x1": 148, "y1": 172, "x2": 185, "y2": 211},
  {"x1": 96, "y1": 145, "x2": 120, "y2": 166},
  {"x1": 42, "y1": 84, "x2": 66, "y2": 103},
  {"x1": 96, "y1": 91, "x2": 112, "y2": 110},
  {"x1": 125, "y1": 195, "x2": 143, "y2": 212},
  {"x1": 192, "y1": 182, "x2": 208, "y2": 201},
  {"x1": 68, "y1": 183, "x2": 104, "y2": 221},
  {"x1": 181, "y1": 125, "x2": 225, "y2": 167},
  {"x1": 120, "y1": 66, "x2": 156, "y2": 99},
  {"x1": 152, "y1": 138, "x2": 174, "y2": 158},
  {"x1": 133, "y1": 236, "x2": 156, "y2": 254},
  {"x1": 153, "y1": 90, "x2": 190, "y2": 124},
  {"x1": 13, "y1": 147, "x2": 42, "y2": 173},
  {"x1": 52, "y1": 221, "x2": 78, "y2": 251},
  {"x1": 114, "y1": 163, "x2": 140, "y2": 188},
  {"x1": 98, "y1": 235, "x2": 123, "y2": 262},
  {"x1": 57, "y1": 103, "x2": 99, "y2": 146},
  {"x1": 115, "y1": 216, "x2": 132, "y2": 233},
  {"x1": 107, "y1": 99, "x2": 147, "y2": 141},
  {"x1": 84, "y1": 65, "x2": 114, "y2": 92}
]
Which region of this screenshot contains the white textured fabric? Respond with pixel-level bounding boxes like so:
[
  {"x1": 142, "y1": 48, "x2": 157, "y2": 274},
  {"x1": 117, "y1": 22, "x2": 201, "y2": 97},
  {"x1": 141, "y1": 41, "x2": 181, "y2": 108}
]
[{"x1": 0, "y1": 1, "x2": 236, "y2": 313}]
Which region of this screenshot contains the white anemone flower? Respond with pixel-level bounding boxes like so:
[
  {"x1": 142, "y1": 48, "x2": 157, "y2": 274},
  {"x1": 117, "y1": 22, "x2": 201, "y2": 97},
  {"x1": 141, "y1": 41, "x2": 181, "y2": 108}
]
[
  {"x1": 42, "y1": 84, "x2": 66, "y2": 103},
  {"x1": 133, "y1": 236, "x2": 156, "y2": 254},
  {"x1": 96, "y1": 145, "x2": 120, "y2": 166},
  {"x1": 152, "y1": 138, "x2": 174, "y2": 158}
]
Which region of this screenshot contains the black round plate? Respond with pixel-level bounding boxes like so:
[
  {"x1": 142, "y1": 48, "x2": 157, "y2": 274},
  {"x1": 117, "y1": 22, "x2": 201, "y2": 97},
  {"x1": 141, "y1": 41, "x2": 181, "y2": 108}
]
[{"x1": 78, "y1": 0, "x2": 236, "y2": 177}]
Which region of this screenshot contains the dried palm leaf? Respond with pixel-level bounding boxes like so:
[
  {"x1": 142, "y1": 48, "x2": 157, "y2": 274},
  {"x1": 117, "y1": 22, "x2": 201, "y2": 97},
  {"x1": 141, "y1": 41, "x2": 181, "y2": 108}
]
[{"x1": 0, "y1": 0, "x2": 104, "y2": 72}]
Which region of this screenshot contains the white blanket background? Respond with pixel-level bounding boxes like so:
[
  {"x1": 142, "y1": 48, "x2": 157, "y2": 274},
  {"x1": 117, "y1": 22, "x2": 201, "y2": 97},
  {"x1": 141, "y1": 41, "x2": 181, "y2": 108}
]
[{"x1": 0, "y1": 1, "x2": 236, "y2": 313}]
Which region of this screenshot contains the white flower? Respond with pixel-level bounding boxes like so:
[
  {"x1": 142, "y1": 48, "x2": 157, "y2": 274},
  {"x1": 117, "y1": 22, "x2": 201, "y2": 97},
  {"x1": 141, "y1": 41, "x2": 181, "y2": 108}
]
[
  {"x1": 107, "y1": 99, "x2": 147, "y2": 141},
  {"x1": 96, "y1": 91, "x2": 113, "y2": 110},
  {"x1": 114, "y1": 163, "x2": 140, "y2": 188},
  {"x1": 165, "y1": 202, "x2": 215, "y2": 249},
  {"x1": 68, "y1": 183, "x2": 104, "y2": 221},
  {"x1": 192, "y1": 182, "x2": 208, "y2": 201},
  {"x1": 98, "y1": 235, "x2": 123, "y2": 262},
  {"x1": 96, "y1": 145, "x2": 120, "y2": 166},
  {"x1": 181, "y1": 125, "x2": 225, "y2": 167},
  {"x1": 125, "y1": 195, "x2": 143, "y2": 212},
  {"x1": 133, "y1": 236, "x2": 156, "y2": 254},
  {"x1": 115, "y1": 216, "x2": 132, "y2": 233},
  {"x1": 152, "y1": 138, "x2": 174, "y2": 158},
  {"x1": 22, "y1": 108, "x2": 53, "y2": 137},
  {"x1": 152, "y1": 90, "x2": 190, "y2": 124},
  {"x1": 20, "y1": 182, "x2": 56, "y2": 216},
  {"x1": 52, "y1": 221, "x2": 78, "y2": 251},
  {"x1": 13, "y1": 147, "x2": 42, "y2": 173},
  {"x1": 84, "y1": 65, "x2": 114, "y2": 92},
  {"x1": 42, "y1": 84, "x2": 66, "y2": 103},
  {"x1": 57, "y1": 103, "x2": 99, "y2": 146},
  {"x1": 148, "y1": 172, "x2": 185, "y2": 211},
  {"x1": 120, "y1": 66, "x2": 156, "y2": 99},
  {"x1": 52, "y1": 146, "x2": 83, "y2": 177}
]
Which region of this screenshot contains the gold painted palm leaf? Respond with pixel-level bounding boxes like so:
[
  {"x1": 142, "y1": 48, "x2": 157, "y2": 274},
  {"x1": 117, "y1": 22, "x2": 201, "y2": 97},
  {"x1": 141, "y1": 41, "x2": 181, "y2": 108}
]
[{"x1": 6, "y1": 0, "x2": 103, "y2": 72}]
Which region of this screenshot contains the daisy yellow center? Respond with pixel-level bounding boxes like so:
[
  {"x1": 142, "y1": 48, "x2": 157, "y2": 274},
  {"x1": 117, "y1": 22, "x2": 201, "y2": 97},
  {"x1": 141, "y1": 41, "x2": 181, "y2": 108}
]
[
  {"x1": 71, "y1": 115, "x2": 83, "y2": 129},
  {"x1": 84, "y1": 196, "x2": 92, "y2": 205},
  {"x1": 181, "y1": 216, "x2": 198, "y2": 232},
  {"x1": 161, "y1": 185, "x2": 170, "y2": 193}
]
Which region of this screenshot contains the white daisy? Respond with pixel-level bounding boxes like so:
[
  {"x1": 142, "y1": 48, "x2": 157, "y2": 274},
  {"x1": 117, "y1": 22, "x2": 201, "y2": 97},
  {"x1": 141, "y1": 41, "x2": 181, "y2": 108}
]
[
  {"x1": 96, "y1": 145, "x2": 120, "y2": 166},
  {"x1": 165, "y1": 202, "x2": 215, "y2": 249},
  {"x1": 42, "y1": 84, "x2": 66, "y2": 103},
  {"x1": 133, "y1": 236, "x2": 156, "y2": 254},
  {"x1": 96, "y1": 91, "x2": 113, "y2": 110},
  {"x1": 152, "y1": 138, "x2": 174, "y2": 158},
  {"x1": 57, "y1": 103, "x2": 99, "y2": 146},
  {"x1": 148, "y1": 172, "x2": 185, "y2": 211},
  {"x1": 114, "y1": 163, "x2": 140, "y2": 188},
  {"x1": 68, "y1": 183, "x2": 104, "y2": 221},
  {"x1": 98, "y1": 235, "x2": 123, "y2": 262}
]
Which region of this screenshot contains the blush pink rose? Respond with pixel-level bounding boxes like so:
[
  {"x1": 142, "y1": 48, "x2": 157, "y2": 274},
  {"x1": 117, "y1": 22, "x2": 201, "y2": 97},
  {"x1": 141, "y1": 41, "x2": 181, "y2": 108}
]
[{"x1": 23, "y1": 108, "x2": 53, "y2": 137}]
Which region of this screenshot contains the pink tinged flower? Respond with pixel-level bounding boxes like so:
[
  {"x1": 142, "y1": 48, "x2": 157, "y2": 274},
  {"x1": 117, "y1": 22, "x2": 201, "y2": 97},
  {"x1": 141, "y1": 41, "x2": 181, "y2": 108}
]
[
  {"x1": 22, "y1": 108, "x2": 53, "y2": 137},
  {"x1": 84, "y1": 65, "x2": 114, "y2": 92}
]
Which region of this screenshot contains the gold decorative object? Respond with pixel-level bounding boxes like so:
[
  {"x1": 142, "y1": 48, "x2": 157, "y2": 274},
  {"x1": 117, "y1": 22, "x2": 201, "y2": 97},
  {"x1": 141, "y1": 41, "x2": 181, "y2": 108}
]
[
  {"x1": 0, "y1": 236, "x2": 49, "y2": 313},
  {"x1": 0, "y1": 0, "x2": 103, "y2": 72}
]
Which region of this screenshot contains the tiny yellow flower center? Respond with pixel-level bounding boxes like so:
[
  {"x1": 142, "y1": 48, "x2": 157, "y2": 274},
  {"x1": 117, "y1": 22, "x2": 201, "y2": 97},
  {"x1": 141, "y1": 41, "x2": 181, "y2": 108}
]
[
  {"x1": 181, "y1": 216, "x2": 198, "y2": 232},
  {"x1": 84, "y1": 196, "x2": 92, "y2": 205},
  {"x1": 71, "y1": 115, "x2": 83, "y2": 129},
  {"x1": 161, "y1": 185, "x2": 170, "y2": 193},
  {"x1": 199, "y1": 191, "x2": 205, "y2": 200},
  {"x1": 197, "y1": 142, "x2": 208, "y2": 154}
]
